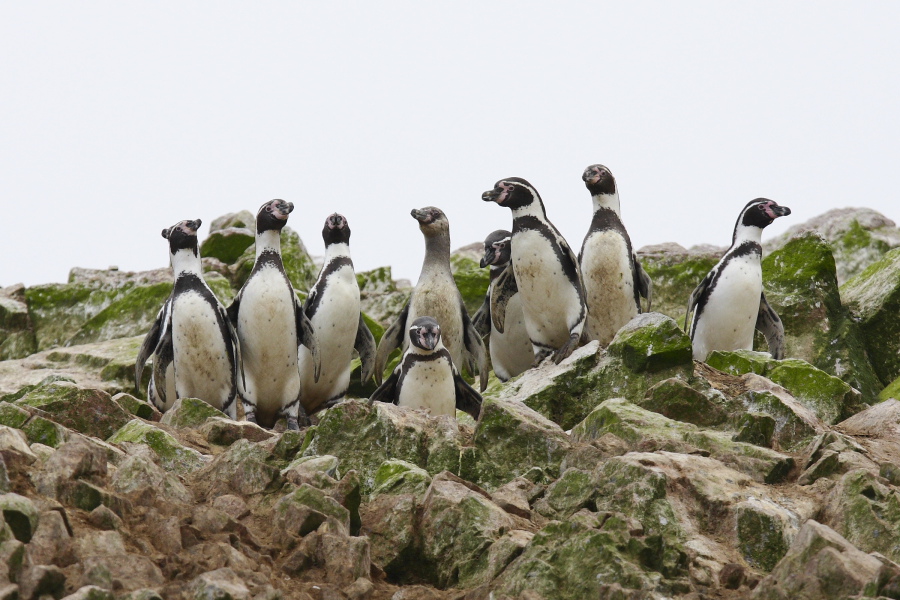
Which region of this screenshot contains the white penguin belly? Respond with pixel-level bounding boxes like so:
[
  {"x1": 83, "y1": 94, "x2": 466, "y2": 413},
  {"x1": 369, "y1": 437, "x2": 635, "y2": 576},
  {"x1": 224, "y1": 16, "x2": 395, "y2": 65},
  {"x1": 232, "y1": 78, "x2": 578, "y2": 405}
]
[
  {"x1": 408, "y1": 276, "x2": 465, "y2": 368},
  {"x1": 397, "y1": 358, "x2": 457, "y2": 417},
  {"x1": 512, "y1": 230, "x2": 583, "y2": 349},
  {"x1": 581, "y1": 231, "x2": 638, "y2": 345},
  {"x1": 171, "y1": 291, "x2": 232, "y2": 409},
  {"x1": 490, "y1": 292, "x2": 532, "y2": 380},
  {"x1": 237, "y1": 266, "x2": 301, "y2": 421},
  {"x1": 299, "y1": 268, "x2": 360, "y2": 408},
  {"x1": 692, "y1": 256, "x2": 762, "y2": 361}
]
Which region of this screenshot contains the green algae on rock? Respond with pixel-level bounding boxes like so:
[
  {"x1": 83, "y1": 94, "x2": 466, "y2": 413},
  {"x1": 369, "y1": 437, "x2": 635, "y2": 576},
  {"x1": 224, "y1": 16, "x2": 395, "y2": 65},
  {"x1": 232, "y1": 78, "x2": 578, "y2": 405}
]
[
  {"x1": 200, "y1": 227, "x2": 255, "y2": 265},
  {"x1": 0, "y1": 290, "x2": 37, "y2": 361},
  {"x1": 735, "y1": 499, "x2": 792, "y2": 571},
  {"x1": 158, "y1": 397, "x2": 223, "y2": 429},
  {"x1": 636, "y1": 244, "x2": 721, "y2": 329},
  {"x1": 449, "y1": 253, "x2": 490, "y2": 316},
  {"x1": 107, "y1": 419, "x2": 206, "y2": 475},
  {"x1": 231, "y1": 226, "x2": 317, "y2": 292},
  {"x1": 16, "y1": 382, "x2": 132, "y2": 441},
  {"x1": 638, "y1": 377, "x2": 729, "y2": 428},
  {"x1": 371, "y1": 459, "x2": 432, "y2": 499},
  {"x1": 607, "y1": 312, "x2": 693, "y2": 373},
  {"x1": 823, "y1": 469, "x2": 900, "y2": 564}
]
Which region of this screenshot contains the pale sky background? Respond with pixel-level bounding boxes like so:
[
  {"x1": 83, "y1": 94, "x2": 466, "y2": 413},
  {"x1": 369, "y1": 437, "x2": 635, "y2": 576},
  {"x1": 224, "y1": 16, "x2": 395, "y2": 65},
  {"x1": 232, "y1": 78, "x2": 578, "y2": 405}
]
[{"x1": 2, "y1": 3, "x2": 899, "y2": 288}]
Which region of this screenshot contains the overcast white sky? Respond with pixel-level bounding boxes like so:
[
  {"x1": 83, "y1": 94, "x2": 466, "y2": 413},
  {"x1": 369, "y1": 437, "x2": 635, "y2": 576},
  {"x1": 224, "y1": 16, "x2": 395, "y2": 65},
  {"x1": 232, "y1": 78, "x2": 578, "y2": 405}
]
[{"x1": 2, "y1": 3, "x2": 899, "y2": 288}]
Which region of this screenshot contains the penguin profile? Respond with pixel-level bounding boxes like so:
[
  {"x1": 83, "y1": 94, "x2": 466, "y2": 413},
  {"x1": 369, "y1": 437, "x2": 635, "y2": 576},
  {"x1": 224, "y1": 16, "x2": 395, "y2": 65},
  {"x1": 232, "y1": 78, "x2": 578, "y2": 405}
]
[
  {"x1": 226, "y1": 199, "x2": 321, "y2": 430},
  {"x1": 373, "y1": 207, "x2": 488, "y2": 391},
  {"x1": 136, "y1": 219, "x2": 241, "y2": 417},
  {"x1": 579, "y1": 164, "x2": 652, "y2": 345},
  {"x1": 482, "y1": 178, "x2": 586, "y2": 365},
  {"x1": 471, "y1": 230, "x2": 532, "y2": 381},
  {"x1": 299, "y1": 213, "x2": 376, "y2": 411},
  {"x1": 370, "y1": 316, "x2": 482, "y2": 419},
  {"x1": 686, "y1": 198, "x2": 791, "y2": 361}
]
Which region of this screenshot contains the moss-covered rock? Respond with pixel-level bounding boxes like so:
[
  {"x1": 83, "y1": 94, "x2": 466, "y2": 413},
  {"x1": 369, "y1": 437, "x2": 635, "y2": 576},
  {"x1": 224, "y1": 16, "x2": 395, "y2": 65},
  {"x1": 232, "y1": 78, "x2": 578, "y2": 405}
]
[
  {"x1": 461, "y1": 397, "x2": 570, "y2": 490},
  {"x1": 707, "y1": 349, "x2": 774, "y2": 376},
  {"x1": 607, "y1": 313, "x2": 693, "y2": 373},
  {"x1": 0, "y1": 291, "x2": 37, "y2": 360},
  {"x1": 449, "y1": 253, "x2": 489, "y2": 316},
  {"x1": 110, "y1": 452, "x2": 192, "y2": 505},
  {"x1": 880, "y1": 375, "x2": 900, "y2": 401},
  {"x1": 0, "y1": 494, "x2": 38, "y2": 543},
  {"x1": 0, "y1": 403, "x2": 30, "y2": 430},
  {"x1": 637, "y1": 244, "x2": 721, "y2": 329},
  {"x1": 534, "y1": 468, "x2": 597, "y2": 519},
  {"x1": 21, "y1": 416, "x2": 70, "y2": 448},
  {"x1": 111, "y1": 393, "x2": 158, "y2": 421},
  {"x1": 17, "y1": 382, "x2": 132, "y2": 440},
  {"x1": 200, "y1": 227, "x2": 255, "y2": 265},
  {"x1": 735, "y1": 499, "x2": 792, "y2": 571},
  {"x1": 275, "y1": 483, "x2": 350, "y2": 536},
  {"x1": 194, "y1": 439, "x2": 280, "y2": 497},
  {"x1": 356, "y1": 266, "x2": 410, "y2": 327},
  {"x1": 107, "y1": 420, "x2": 206, "y2": 475},
  {"x1": 765, "y1": 359, "x2": 863, "y2": 424},
  {"x1": 762, "y1": 232, "x2": 881, "y2": 401},
  {"x1": 638, "y1": 378, "x2": 729, "y2": 427},
  {"x1": 735, "y1": 388, "x2": 821, "y2": 451},
  {"x1": 733, "y1": 412, "x2": 776, "y2": 448},
  {"x1": 371, "y1": 459, "x2": 432, "y2": 499},
  {"x1": 823, "y1": 469, "x2": 900, "y2": 563},
  {"x1": 159, "y1": 397, "x2": 223, "y2": 429}
]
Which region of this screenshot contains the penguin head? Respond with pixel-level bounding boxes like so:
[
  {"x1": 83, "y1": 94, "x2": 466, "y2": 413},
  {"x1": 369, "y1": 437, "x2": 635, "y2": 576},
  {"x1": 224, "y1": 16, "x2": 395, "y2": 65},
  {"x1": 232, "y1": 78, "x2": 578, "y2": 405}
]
[
  {"x1": 411, "y1": 207, "x2": 449, "y2": 237},
  {"x1": 256, "y1": 199, "x2": 294, "y2": 234},
  {"x1": 161, "y1": 219, "x2": 202, "y2": 256},
  {"x1": 409, "y1": 316, "x2": 441, "y2": 352},
  {"x1": 733, "y1": 198, "x2": 792, "y2": 241},
  {"x1": 582, "y1": 164, "x2": 617, "y2": 196},
  {"x1": 322, "y1": 213, "x2": 351, "y2": 246},
  {"x1": 482, "y1": 178, "x2": 541, "y2": 210},
  {"x1": 480, "y1": 230, "x2": 512, "y2": 268}
]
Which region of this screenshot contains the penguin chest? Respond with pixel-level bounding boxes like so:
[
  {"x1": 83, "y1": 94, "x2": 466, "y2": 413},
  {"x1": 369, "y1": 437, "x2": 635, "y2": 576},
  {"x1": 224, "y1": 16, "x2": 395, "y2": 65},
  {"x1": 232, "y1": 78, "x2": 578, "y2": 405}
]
[
  {"x1": 170, "y1": 290, "x2": 231, "y2": 408},
  {"x1": 489, "y1": 291, "x2": 532, "y2": 380},
  {"x1": 409, "y1": 277, "x2": 464, "y2": 366},
  {"x1": 512, "y1": 230, "x2": 582, "y2": 346},
  {"x1": 694, "y1": 256, "x2": 762, "y2": 359},
  {"x1": 581, "y1": 230, "x2": 638, "y2": 344},
  {"x1": 397, "y1": 357, "x2": 456, "y2": 417}
]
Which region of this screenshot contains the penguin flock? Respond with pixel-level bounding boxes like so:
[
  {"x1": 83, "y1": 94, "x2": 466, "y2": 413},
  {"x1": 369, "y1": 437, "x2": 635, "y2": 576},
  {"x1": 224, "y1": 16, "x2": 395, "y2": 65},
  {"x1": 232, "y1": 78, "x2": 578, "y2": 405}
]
[{"x1": 136, "y1": 166, "x2": 792, "y2": 428}]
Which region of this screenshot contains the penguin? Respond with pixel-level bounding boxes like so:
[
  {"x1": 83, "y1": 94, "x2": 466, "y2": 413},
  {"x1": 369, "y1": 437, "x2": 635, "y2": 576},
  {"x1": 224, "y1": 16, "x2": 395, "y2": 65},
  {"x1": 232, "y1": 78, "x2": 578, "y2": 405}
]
[
  {"x1": 135, "y1": 219, "x2": 241, "y2": 417},
  {"x1": 298, "y1": 213, "x2": 376, "y2": 411},
  {"x1": 482, "y1": 178, "x2": 586, "y2": 365},
  {"x1": 685, "y1": 198, "x2": 791, "y2": 361},
  {"x1": 226, "y1": 199, "x2": 321, "y2": 430},
  {"x1": 579, "y1": 164, "x2": 653, "y2": 345},
  {"x1": 373, "y1": 207, "x2": 488, "y2": 391},
  {"x1": 471, "y1": 230, "x2": 532, "y2": 381},
  {"x1": 370, "y1": 316, "x2": 482, "y2": 419}
]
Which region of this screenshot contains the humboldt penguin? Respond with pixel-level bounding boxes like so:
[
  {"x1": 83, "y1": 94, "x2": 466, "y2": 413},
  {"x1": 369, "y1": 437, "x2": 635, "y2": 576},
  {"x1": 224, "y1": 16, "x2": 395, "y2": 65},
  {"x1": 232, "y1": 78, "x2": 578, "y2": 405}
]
[
  {"x1": 686, "y1": 198, "x2": 791, "y2": 361},
  {"x1": 579, "y1": 164, "x2": 652, "y2": 345},
  {"x1": 227, "y1": 199, "x2": 320, "y2": 429},
  {"x1": 373, "y1": 207, "x2": 487, "y2": 391},
  {"x1": 471, "y1": 230, "x2": 532, "y2": 381},
  {"x1": 482, "y1": 178, "x2": 586, "y2": 364},
  {"x1": 298, "y1": 213, "x2": 375, "y2": 410},
  {"x1": 135, "y1": 219, "x2": 241, "y2": 417},
  {"x1": 370, "y1": 316, "x2": 482, "y2": 419}
]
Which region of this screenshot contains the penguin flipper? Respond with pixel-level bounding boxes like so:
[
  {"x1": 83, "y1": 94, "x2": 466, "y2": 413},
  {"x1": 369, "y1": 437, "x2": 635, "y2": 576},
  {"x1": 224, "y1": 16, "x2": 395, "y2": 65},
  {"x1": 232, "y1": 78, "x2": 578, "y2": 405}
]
[
  {"x1": 295, "y1": 301, "x2": 322, "y2": 382},
  {"x1": 471, "y1": 291, "x2": 491, "y2": 338},
  {"x1": 151, "y1": 323, "x2": 175, "y2": 409},
  {"x1": 461, "y1": 297, "x2": 489, "y2": 392},
  {"x1": 226, "y1": 292, "x2": 241, "y2": 327},
  {"x1": 489, "y1": 266, "x2": 518, "y2": 334},
  {"x1": 453, "y1": 365, "x2": 483, "y2": 419},
  {"x1": 756, "y1": 293, "x2": 785, "y2": 360},
  {"x1": 135, "y1": 301, "x2": 168, "y2": 394},
  {"x1": 373, "y1": 301, "x2": 410, "y2": 385},
  {"x1": 354, "y1": 314, "x2": 377, "y2": 384},
  {"x1": 634, "y1": 255, "x2": 653, "y2": 312},
  {"x1": 369, "y1": 366, "x2": 400, "y2": 405},
  {"x1": 685, "y1": 273, "x2": 712, "y2": 333}
]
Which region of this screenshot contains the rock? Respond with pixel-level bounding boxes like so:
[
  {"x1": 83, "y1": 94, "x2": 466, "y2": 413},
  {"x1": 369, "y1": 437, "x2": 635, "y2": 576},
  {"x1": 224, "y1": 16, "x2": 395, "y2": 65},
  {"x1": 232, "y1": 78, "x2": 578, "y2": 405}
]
[
  {"x1": 822, "y1": 469, "x2": 900, "y2": 563},
  {"x1": 736, "y1": 375, "x2": 825, "y2": 450},
  {"x1": 0, "y1": 494, "x2": 38, "y2": 543},
  {"x1": 0, "y1": 540, "x2": 25, "y2": 586},
  {"x1": 370, "y1": 460, "x2": 431, "y2": 499},
  {"x1": 534, "y1": 468, "x2": 595, "y2": 519},
  {"x1": 358, "y1": 493, "x2": 417, "y2": 575},
  {"x1": 719, "y1": 563, "x2": 745, "y2": 590},
  {"x1": 450, "y1": 251, "x2": 489, "y2": 316},
  {"x1": 355, "y1": 266, "x2": 410, "y2": 328},
  {"x1": 607, "y1": 312, "x2": 693, "y2": 373},
  {"x1": 159, "y1": 397, "x2": 225, "y2": 428},
  {"x1": 281, "y1": 455, "x2": 340, "y2": 488},
  {"x1": 210, "y1": 211, "x2": 256, "y2": 233},
  {"x1": 110, "y1": 452, "x2": 193, "y2": 505},
  {"x1": 733, "y1": 412, "x2": 776, "y2": 448},
  {"x1": 22, "y1": 416, "x2": 70, "y2": 448},
  {"x1": 343, "y1": 577, "x2": 374, "y2": 600},
  {"x1": 61, "y1": 586, "x2": 115, "y2": 600},
  {"x1": 199, "y1": 417, "x2": 274, "y2": 446},
  {"x1": 797, "y1": 432, "x2": 880, "y2": 486},
  {"x1": 461, "y1": 397, "x2": 571, "y2": 490},
  {"x1": 107, "y1": 420, "x2": 206, "y2": 475},
  {"x1": 192, "y1": 439, "x2": 281, "y2": 497},
  {"x1": 200, "y1": 227, "x2": 255, "y2": 265},
  {"x1": 19, "y1": 564, "x2": 66, "y2": 600},
  {"x1": 762, "y1": 232, "x2": 881, "y2": 401},
  {"x1": 25, "y1": 509, "x2": 73, "y2": 567},
  {"x1": 88, "y1": 506, "x2": 123, "y2": 531},
  {"x1": 707, "y1": 349, "x2": 776, "y2": 376},
  {"x1": 765, "y1": 359, "x2": 864, "y2": 425},
  {"x1": 318, "y1": 533, "x2": 371, "y2": 586},
  {"x1": 637, "y1": 378, "x2": 729, "y2": 427},
  {"x1": 751, "y1": 520, "x2": 883, "y2": 600},
  {"x1": 0, "y1": 402, "x2": 30, "y2": 429},
  {"x1": 75, "y1": 530, "x2": 165, "y2": 592},
  {"x1": 16, "y1": 382, "x2": 132, "y2": 440},
  {"x1": 188, "y1": 567, "x2": 250, "y2": 600},
  {"x1": 211, "y1": 495, "x2": 249, "y2": 520},
  {"x1": 275, "y1": 484, "x2": 350, "y2": 539},
  {"x1": 111, "y1": 393, "x2": 159, "y2": 421},
  {"x1": 881, "y1": 375, "x2": 900, "y2": 401},
  {"x1": 0, "y1": 426, "x2": 36, "y2": 475},
  {"x1": 636, "y1": 244, "x2": 721, "y2": 329},
  {"x1": 735, "y1": 499, "x2": 794, "y2": 571},
  {"x1": 0, "y1": 289, "x2": 37, "y2": 360}
]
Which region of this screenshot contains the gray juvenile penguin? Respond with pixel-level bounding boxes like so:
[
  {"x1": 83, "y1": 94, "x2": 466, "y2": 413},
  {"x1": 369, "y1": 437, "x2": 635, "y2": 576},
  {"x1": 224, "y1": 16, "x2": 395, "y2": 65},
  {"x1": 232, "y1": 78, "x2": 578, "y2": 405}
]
[
  {"x1": 373, "y1": 207, "x2": 487, "y2": 391},
  {"x1": 136, "y1": 219, "x2": 241, "y2": 417}
]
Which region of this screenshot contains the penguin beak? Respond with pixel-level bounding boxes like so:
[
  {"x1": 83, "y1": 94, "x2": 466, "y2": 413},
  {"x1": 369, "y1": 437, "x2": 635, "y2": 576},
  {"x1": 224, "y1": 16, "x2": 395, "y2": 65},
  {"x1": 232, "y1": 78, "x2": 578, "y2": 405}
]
[
  {"x1": 772, "y1": 205, "x2": 791, "y2": 217},
  {"x1": 411, "y1": 209, "x2": 431, "y2": 224},
  {"x1": 480, "y1": 246, "x2": 496, "y2": 268},
  {"x1": 482, "y1": 189, "x2": 499, "y2": 203},
  {"x1": 187, "y1": 219, "x2": 202, "y2": 232},
  {"x1": 327, "y1": 214, "x2": 344, "y2": 229},
  {"x1": 422, "y1": 330, "x2": 439, "y2": 350},
  {"x1": 582, "y1": 168, "x2": 600, "y2": 185}
]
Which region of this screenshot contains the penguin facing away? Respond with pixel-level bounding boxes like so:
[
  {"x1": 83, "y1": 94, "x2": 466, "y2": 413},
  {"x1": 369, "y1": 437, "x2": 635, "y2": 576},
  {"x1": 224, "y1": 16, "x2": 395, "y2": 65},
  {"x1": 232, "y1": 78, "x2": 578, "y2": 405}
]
[
  {"x1": 298, "y1": 213, "x2": 376, "y2": 411},
  {"x1": 370, "y1": 316, "x2": 482, "y2": 419},
  {"x1": 373, "y1": 207, "x2": 488, "y2": 391},
  {"x1": 579, "y1": 164, "x2": 653, "y2": 345},
  {"x1": 136, "y1": 219, "x2": 241, "y2": 417},
  {"x1": 685, "y1": 198, "x2": 791, "y2": 361},
  {"x1": 482, "y1": 178, "x2": 587, "y2": 365},
  {"x1": 227, "y1": 199, "x2": 321, "y2": 430},
  {"x1": 471, "y1": 230, "x2": 532, "y2": 381}
]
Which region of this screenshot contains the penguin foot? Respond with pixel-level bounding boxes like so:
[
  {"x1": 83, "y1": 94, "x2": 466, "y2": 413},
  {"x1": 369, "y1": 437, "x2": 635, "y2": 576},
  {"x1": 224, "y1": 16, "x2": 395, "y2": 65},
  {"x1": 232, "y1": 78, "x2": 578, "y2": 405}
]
[
  {"x1": 552, "y1": 333, "x2": 580, "y2": 365},
  {"x1": 286, "y1": 416, "x2": 300, "y2": 431},
  {"x1": 531, "y1": 350, "x2": 552, "y2": 368},
  {"x1": 244, "y1": 411, "x2": 258, "y2": 424}
]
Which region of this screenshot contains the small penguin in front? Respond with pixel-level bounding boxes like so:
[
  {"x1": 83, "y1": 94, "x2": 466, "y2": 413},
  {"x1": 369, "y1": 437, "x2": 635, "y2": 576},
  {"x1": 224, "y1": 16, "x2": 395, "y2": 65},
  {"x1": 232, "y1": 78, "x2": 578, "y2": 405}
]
[
  {"x1": 472, "y1": 230, "x2": 532, "y2": 381},
  {"x1": 482, "y1": 178, "x2": 586, "y2": 364},
  {"x1": 579, "y1": 164, "x2": 653, "y2": 345},
  {"x1": 136, "y1": 219, "x2": 241, "y2": 417},
  {"x1": 299, "y1": 213, "x2": 376, "y2": 411},
  {"x1": 370, "y1": 316, "x2": 482, "y2": 419},
  {"x1": 227, "y1": 199, "x2": 321, "y2": 430},
  {"x1": 686, "y1": 198, "x2": 791, "y2": 361},
  {"x1": 373, "y1": 207, "x2": 488, "y2": 391}
]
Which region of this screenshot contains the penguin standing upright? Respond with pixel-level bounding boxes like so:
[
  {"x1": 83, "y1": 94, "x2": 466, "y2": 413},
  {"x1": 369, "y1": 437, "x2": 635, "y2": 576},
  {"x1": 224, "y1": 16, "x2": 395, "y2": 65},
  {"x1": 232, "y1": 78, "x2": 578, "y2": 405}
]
[
  {"x1": 370, "y1": 316, "x2": 482, "y2": 419},
  {"x1": 227, "y1": 199, "x2": 320, "y2": 429},
  {"x1": 373, "y1": 207, "x2": 487, "y2": 391},
  {"x1": 482, "y1": 178, "x2": 586, "y2": 364},
  {"x1": 298, "y1": 213, "x2": 375, "y2": 411},
  {"x1": 472, "y1": 230, "x2": 532, "y2": 381},
  {"x1": 136, "y1": 219, "x2": 241, "y2": 417},
  {"x1": 579, "y1": 164, "x2": 653, "y2": 345},
  {"x1": 686, "y1": 198, "x2": 791, "y2": 361}
]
